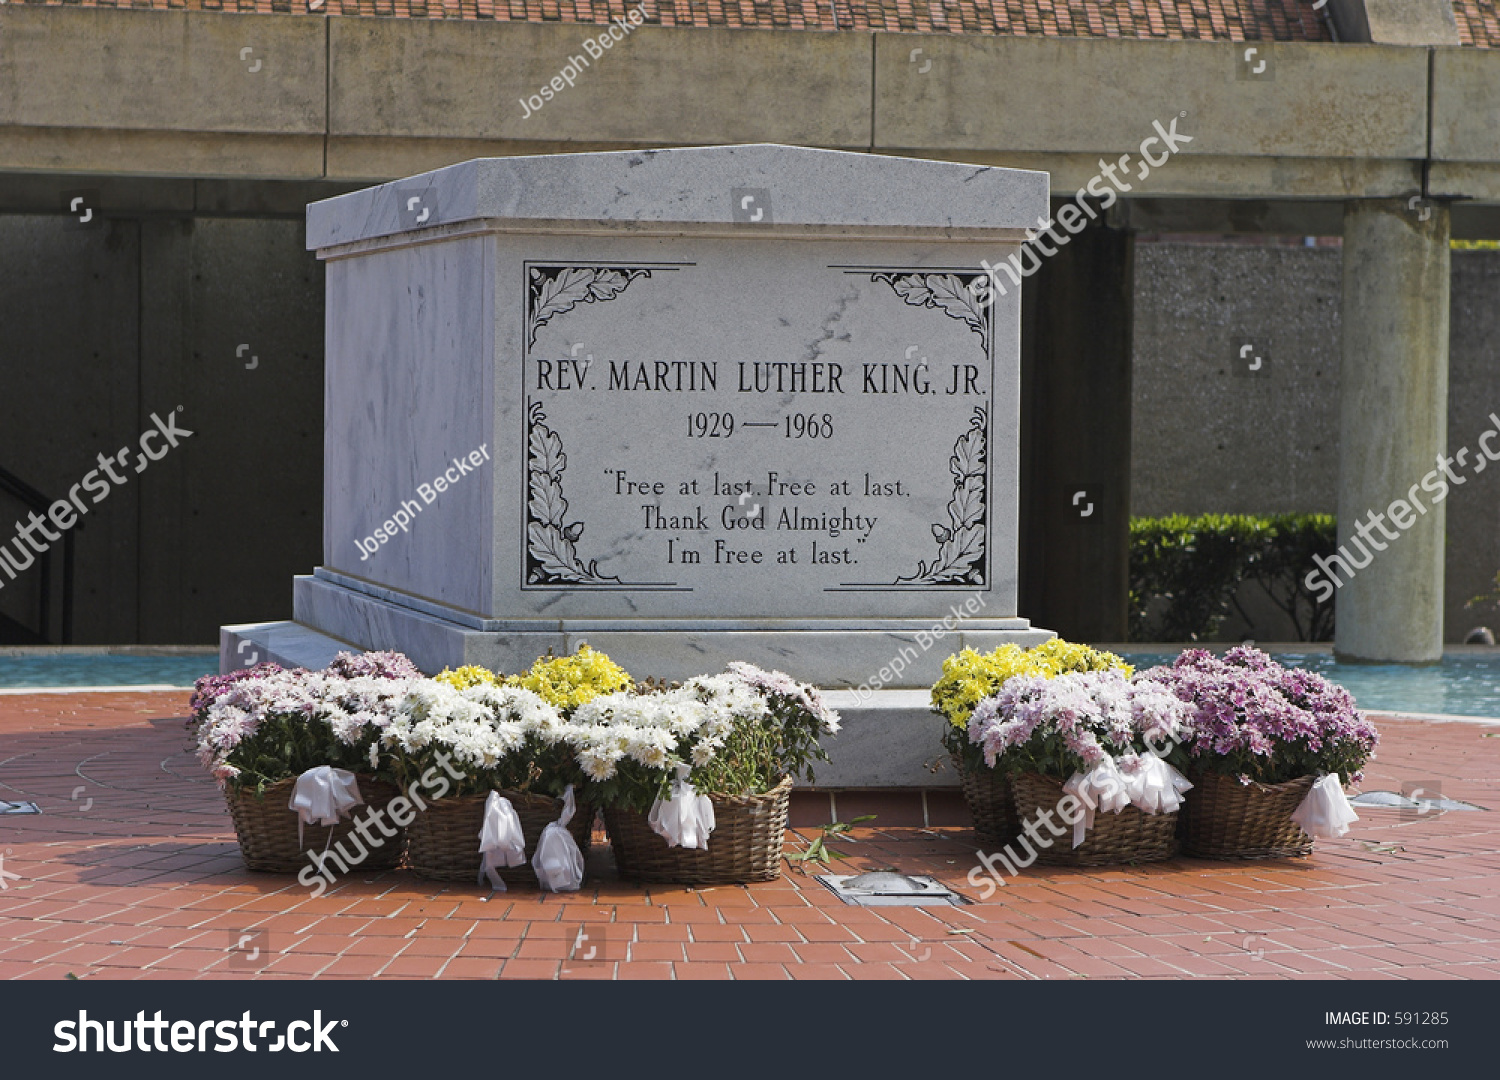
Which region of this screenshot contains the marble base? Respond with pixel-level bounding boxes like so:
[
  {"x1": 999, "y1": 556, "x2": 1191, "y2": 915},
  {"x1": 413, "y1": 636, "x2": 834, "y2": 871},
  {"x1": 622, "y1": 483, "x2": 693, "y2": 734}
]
[
  {"x1": 221, "y1": 620, "x2": 968, "y2": 788},
  {"x1": 286, "y1": 568, "x2": 1050, "y2": 687},
  {"x1": 218, "y1": 619, "x2": 357, "y2": 673}
]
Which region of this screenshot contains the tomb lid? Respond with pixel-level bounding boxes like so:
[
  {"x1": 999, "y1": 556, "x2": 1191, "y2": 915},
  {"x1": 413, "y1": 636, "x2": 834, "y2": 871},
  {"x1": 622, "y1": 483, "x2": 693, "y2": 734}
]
[{"x1": 307, "y1": 143, "x2": 1049, "y2": 253}]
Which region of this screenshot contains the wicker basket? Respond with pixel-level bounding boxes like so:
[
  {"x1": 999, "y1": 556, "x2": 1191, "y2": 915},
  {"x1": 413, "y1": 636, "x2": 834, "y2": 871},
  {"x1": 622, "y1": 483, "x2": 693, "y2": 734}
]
[
  {"x1": 225, "y1": 774, "x2": 405, "y2": 873},
  {"x1": 955, "y1": 755, "x2": 1021, "y2": 848},
  {"x1": 1010, "y1": 772, "x2": 1179, "y2": 867},
  {"x1": 405, "y1": 790, "x2": 594, "y2": 885},
  {"x1": 1180, "y1": 771, "x2": 1316, "y2": 859},
  {"x1": 603, "y1": 776, "x2": 792, "y2": 885}
]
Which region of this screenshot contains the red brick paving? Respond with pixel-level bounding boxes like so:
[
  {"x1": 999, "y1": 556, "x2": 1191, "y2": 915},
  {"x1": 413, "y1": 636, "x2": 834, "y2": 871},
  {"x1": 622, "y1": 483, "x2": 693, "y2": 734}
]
[{"x1": 0, "y1": 691, "x2": 1497, "y2": 980}]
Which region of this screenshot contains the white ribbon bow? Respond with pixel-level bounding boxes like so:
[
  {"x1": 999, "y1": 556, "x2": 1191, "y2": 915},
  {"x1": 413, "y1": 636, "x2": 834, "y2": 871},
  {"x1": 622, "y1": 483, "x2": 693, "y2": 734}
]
[
  {"x1": 1062, "y1": 754, "x2": 1195, "y2": 848},
  {"x1": 532, "y1": 785, "x2": 585, "y2": 893},
  {"x1": 477, "y1": 792, "x2": 527, "y2": 891},
  {"x1": 1291, "y1": 774, "x2": 1360, "y2": 839},
  {"x1": 1062, "y1": 757, "x2": 1131, "y2": 849},
  {"x1": 1119, "y1": 754, "x2": 1194, "y2": 816},
  {"x1": 648, "y1": 764, "x2": 716, "y2": 850},
  {"x1": 287, "y1": 766, "x2": 363, "y2": 847}
]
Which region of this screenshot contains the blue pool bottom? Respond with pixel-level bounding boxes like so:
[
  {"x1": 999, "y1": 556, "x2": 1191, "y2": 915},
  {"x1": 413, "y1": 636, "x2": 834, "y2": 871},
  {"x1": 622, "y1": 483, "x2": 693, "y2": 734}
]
[
  {"x1": 1118, "y1": 652, "x2": 1500, "y2": 720},
  {"x1": 0, "y1": 650, "x2": 1496, "y2": 720}
]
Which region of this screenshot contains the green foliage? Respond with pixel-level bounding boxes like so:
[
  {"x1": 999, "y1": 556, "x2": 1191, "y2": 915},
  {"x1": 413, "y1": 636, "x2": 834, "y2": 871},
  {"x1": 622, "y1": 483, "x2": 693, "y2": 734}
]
[
  {"x1": 585, "y1": 696, "x2": 834, "y2": 814},
  {"x1": 226, "y1": 714, "x2": 376, "y2": 795},
  {"x1": 689, "y1": 698, "x2": 829, "y2": 800},
  {"x1": 570, "y1": 671, "x2": 840, "y2": 814},
  {"x1": 1202, "y1": 731, "x2": 1374, "y2": 787},
  {"x1": 388, "y1": 732, "x2": 573, "y2": 802},
  {"x1": 1466, "y1": 571, "x2": 1500, "y2": 613},
  {"x1": 1129, "y1": 513, "x2": 1337, "y2": 643},
  {"x1": 784, "y1": 816, "x2": 877, "y2": 872}
]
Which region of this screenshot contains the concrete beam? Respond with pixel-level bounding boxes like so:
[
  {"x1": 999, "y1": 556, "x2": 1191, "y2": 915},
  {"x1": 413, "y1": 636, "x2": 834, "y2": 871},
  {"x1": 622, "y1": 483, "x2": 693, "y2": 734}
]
[
  {"x1": 1432, "y1": 47, "x2": 1500, "y2": 165},
  {"x1": 1118, "y1": 197, "x2": 1500, "y2": 240},
  {"x1": 1431, "y1": 48, "x2": 1500, "y2": 202},
  {"x1": 901, "y1": 150, "x2": 1421, "y2": 202},
  {"x1": 0, "y1": 8, "x2": 325, "y2": 135},
  {"x1": 0, "y1": 127, "x2": 326, "y2": 181},
  {"x1": 0, "y1": 10, "x2": 1497, "y2": 204},
  {"x1": 327, "y1": 21, "x2": 873, "y2": 154},
  {"x1": 1117, "y1": 197, "x2": 1347, "y2": 235},
  {"x1": 0, "y1": 174, "x2": 359, "y2": 218},
  {"x1": 873, "y1": 37, "x2": 1428, "y2": 162}
]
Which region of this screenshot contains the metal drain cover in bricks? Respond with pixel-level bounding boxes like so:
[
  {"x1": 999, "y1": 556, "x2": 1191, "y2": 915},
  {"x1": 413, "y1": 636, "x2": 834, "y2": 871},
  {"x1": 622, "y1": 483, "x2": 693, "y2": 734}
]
[
  {"x1": 0, "y1": 800, "x2": 41, "y2": 815},
  {"x1": 819, "y1": 872, "x2": 963, "y2": 907}
]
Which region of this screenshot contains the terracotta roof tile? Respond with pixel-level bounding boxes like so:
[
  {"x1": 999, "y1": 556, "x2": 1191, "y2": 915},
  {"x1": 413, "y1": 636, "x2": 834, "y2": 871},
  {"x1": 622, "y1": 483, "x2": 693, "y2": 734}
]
[
  {"x1": 1453, "y1": 0, "x2": 1500, "y2": 48},
  {"x1": 7, "y1": 0, "x2": 1498, "y2": 49}
]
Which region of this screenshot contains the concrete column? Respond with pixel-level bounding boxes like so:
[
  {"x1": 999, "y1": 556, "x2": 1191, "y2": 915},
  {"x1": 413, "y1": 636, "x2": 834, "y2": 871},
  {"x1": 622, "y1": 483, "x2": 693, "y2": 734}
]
[
  {"x1": 1019, "y1": 211, "x2": 1133, "y2": 643},
  {"x1": 1335, "y1": 198, "x2": 1450, "y2": 663}
]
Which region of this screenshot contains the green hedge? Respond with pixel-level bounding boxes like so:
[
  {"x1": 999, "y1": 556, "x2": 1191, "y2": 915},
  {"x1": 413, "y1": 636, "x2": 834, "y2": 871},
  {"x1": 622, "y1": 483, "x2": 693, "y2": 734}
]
[
  {"x1": 1130, "y1": 513, "x2": 1337, "y2": 643},
  {"x1": 1470, "y1": 572, "x2": 1500, "y2": 613}
]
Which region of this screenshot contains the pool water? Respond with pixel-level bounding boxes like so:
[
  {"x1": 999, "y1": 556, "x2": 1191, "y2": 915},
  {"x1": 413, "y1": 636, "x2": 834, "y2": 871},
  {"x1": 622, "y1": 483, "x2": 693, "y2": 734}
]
[
  {"x1": 0, "y1": 650, "x2": 1496, "y2": 719},
  {"x1": 1119, "y1": 651, "x2": 1500, "y2": 720},
  {"x1": 0, "y1": 654, "x2": 218, "y2": 689}
]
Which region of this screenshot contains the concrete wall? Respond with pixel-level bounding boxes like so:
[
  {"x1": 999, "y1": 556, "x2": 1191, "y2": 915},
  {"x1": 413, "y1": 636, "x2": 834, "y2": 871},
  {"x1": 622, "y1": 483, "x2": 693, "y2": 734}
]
[
  {"x1": 1130, "y1": 241, "x2": 1500, "y2": 643},
  {"x1": 0, "y1": 218, "x2": 141, "y2": 643},
  {"x1": 1132, "y1": 243, "x2": 1343, "y2": 516},
  {"x1": 1447, "y1": 250, "x2": 1500, "y2": 638},
  {"x1": 0, "y1": 214, "x2": 323, "y2": 645}
]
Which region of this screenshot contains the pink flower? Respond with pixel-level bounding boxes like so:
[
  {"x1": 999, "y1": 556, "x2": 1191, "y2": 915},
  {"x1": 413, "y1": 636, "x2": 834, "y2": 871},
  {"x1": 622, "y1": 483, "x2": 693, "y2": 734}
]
[{"x1": 1139, "y1": 646, "x2": 1378, "y2": 784}]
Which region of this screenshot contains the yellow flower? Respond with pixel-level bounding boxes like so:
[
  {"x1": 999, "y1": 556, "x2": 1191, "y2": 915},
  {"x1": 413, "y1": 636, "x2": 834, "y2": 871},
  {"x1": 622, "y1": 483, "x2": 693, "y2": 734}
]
[
  {"x1": 929, "y1": 639, "x2": 1131, "y2": 729},
  {"x1": 1026, "y1": 639, "x2": 1133, "y2": 679},
  {"x1": 433, "y1": 665, "x2": 500, "y2": 689},
  {"x1": 505, "y1": 645, "x2": 632, "y2": 713}
]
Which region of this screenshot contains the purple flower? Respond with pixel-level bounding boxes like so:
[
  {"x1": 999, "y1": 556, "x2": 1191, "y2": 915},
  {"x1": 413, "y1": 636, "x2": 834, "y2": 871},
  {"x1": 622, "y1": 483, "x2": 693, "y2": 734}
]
[
  {"x1": 189, "y1": 662, "x2": 285, "y2": 718},
  {"x1": 1139, "y1": 646, "x2": 1379, "y2": 784},
  {"x1": 324, "y1": 651, "x2": 422, "y2": 680},
  {"x1": 725, "y1": 661, "x2": 841, "y2": 734},
  {"x1": 967, "y1": 670, "x2": 1192, "y2": 776}
]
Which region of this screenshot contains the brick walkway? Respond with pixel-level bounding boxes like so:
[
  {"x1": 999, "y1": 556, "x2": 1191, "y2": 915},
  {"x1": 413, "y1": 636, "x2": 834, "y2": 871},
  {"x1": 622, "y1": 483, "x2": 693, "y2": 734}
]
[{"x1": 0, "y1": 691, "x2": 1496, "y2": 980}]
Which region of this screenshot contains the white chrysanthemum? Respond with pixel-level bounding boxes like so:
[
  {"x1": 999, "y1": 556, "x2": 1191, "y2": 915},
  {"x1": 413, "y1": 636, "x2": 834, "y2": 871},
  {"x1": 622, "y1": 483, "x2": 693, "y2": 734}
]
[
  {"x1": 624, "y1": 726, "x2": 676, "y2": 769},
  {"x1": 579, "y1": 746, "x2": 622, "y2": 781},
  {"x1": 605, "y1": 723, "x2": 645, "y2": 755},
  {"x1": 377, "y1": 678, "x2": 568, "y2": 780},
  {"x1": 492, "y1": 720, "x2": 525, "y2": 752},
  {"x1": 409, "y1": 719, "x2": 439, "y2": 747}
]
